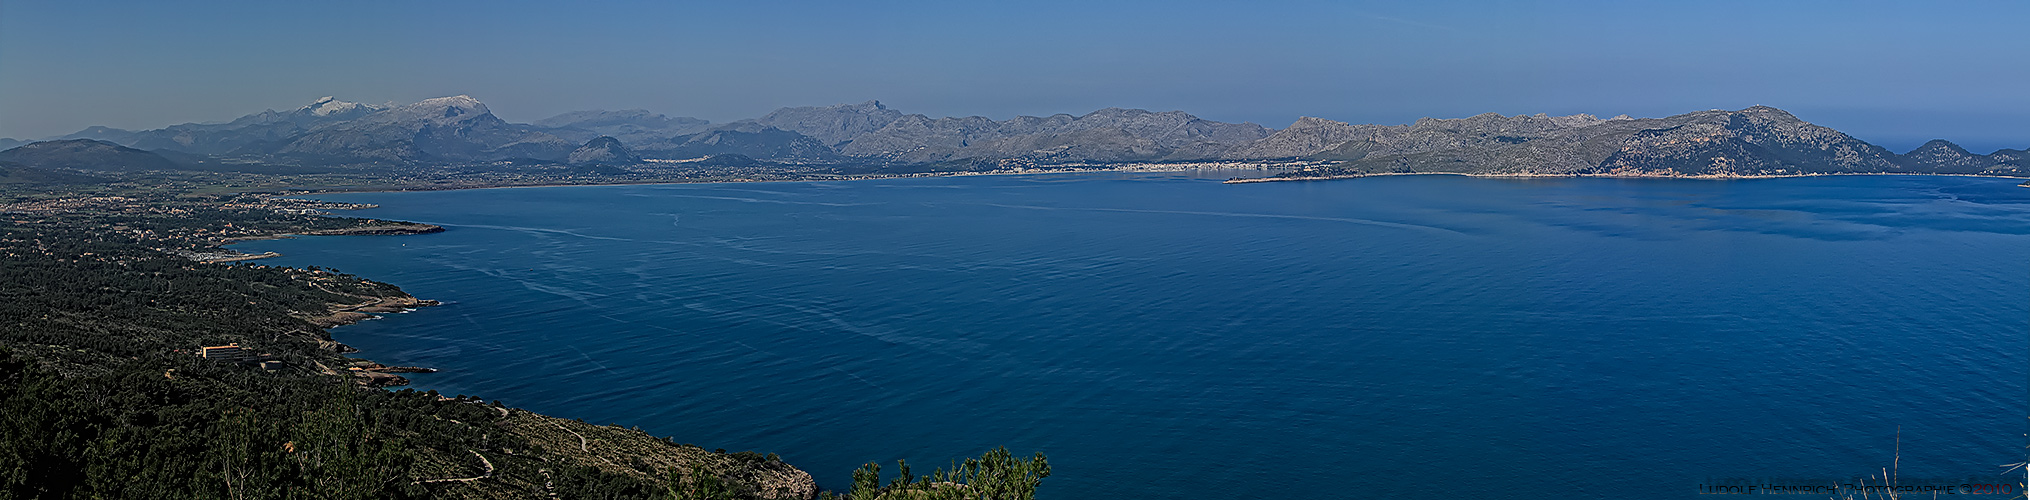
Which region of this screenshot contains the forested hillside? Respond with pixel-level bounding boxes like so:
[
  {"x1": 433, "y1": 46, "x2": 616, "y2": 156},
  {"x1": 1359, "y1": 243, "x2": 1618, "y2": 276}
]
[{"x1": 0, "y1": 177, "x2": 1050, "y2": 498}]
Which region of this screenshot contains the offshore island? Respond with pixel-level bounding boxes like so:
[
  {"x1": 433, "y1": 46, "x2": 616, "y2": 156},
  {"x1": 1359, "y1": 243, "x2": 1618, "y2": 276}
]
[{"x1": 1, "y1": 96, "x2": 2022, "y2": 498}]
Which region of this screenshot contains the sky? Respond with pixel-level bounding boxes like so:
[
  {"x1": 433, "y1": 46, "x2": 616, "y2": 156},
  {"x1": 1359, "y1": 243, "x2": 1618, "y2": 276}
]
[{"x1": 1, "y1": 0, "x2": 2024, "y2": 153}]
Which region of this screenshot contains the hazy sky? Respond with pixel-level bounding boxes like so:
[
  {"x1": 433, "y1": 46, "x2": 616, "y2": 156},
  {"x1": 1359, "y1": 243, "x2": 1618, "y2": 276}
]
[{"x1": 2, "y1": 0, "x2": 2024, "y2": 152}]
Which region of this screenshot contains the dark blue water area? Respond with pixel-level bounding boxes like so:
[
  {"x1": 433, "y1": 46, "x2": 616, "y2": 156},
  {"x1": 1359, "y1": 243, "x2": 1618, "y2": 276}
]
[{"x1": 236, "y1": 172, "x2": 2030, "y2": 499}]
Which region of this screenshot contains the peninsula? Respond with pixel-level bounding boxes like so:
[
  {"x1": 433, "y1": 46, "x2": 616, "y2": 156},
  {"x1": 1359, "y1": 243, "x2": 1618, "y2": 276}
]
[
  {"x1": 1, "y1": 97, "x2": 2018, "y2": 499},
  {"x1": 2, "y1": 97, "x2": 2020, "y2": 193}
]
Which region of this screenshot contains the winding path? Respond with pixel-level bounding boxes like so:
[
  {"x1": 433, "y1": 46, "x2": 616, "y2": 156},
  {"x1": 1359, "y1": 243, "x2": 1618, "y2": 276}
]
[
  {"x1": 413, "y1": 450, "x2": 494, "y2": 484},
  {"x1": 553, "y1": 421, "x2": 589, "y2": 452}
]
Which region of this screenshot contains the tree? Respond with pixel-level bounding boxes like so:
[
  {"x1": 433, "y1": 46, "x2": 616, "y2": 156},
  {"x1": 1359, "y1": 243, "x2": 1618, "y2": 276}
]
[{"x1": 821, "y1": 447, "x2": 1049, "y2": 500}]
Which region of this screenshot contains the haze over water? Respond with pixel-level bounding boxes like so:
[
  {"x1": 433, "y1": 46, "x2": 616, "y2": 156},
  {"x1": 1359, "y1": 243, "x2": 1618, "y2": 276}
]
[{"x1": 240, "y1": 172, "x2": 2030, "y2": 499}]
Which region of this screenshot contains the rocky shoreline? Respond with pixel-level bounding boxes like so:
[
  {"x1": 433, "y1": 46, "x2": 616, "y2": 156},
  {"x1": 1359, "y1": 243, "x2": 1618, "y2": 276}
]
[
  {"x1": 275, "y1": 227, "x2": 821, "y2": 497},
  {"x1": 309, "y1": 294, "x2": 441, "y2": 329}
]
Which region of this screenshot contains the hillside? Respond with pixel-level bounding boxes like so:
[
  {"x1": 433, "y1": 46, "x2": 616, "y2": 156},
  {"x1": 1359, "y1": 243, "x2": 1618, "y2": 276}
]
[
  {"x1": 0, "y1": 161, "x2": 103, "y2": 184},
  {"x1": 0, "y1": 139, "x2": 184, "y2": 172},
  {"x1": 1251, "y1": 106, "x2": 2028, "y2": 179},
  {"x1": 0, "y1": 186, "x2": 1056, "y2": 499},
  {"x1": 743, "y1": 103, "x2": 1271, "y2": 163},
  {"x1": 0, "y1": 193, "x2": 820, "y2": 499},
  {"x1": 32, "y1": 97, "x2": 2025, "y2": 179}
]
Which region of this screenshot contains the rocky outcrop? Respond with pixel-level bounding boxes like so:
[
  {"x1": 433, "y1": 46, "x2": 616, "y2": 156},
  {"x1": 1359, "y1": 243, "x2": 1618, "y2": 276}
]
[
  {"x1": 1584, "y1": 107, "x2": 1901, "y2": 176},
  {"x1": 308, "y1": 295, "x2": 440, "y2": 329},
  {"x1": 1894, "y1": 139, "x2": 2008, "y2": 174},
  {"x1": 566, "y1": 136, "x2": 641, "y2": 164},
  {"x1": 497, "y1": 412, "x2": 818, "y2": 499},
  {"x1": 1221, "y1": 117, "x2": 1398, "y2": 159}
]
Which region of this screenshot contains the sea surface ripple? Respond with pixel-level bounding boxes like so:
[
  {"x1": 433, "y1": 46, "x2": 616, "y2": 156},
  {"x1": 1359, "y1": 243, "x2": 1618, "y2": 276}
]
[{"x1": 239, "y1": 172, "x2": 2030, "y2": 499}]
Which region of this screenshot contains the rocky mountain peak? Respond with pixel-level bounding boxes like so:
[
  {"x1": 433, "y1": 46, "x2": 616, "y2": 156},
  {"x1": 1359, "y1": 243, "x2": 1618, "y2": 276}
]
[
  {"x1": 1893, "y1": 138, "x2": 1996, "y2": 172},
  {"x1": 1909, "y1": 139, "x2": 1970, "y2": 156},
  {"x1": 417, "y1": 95, "x2": 488, "y2": 116},
  {"x1": 1735, "y1": 105, "x2": 1802, "y2": 122},
  {"x1": 1412, "y1": 112, "x2": 1603, "y2": 131},
  {"x1": 300, "y1": 96, "x2": 380, "y2": 117},
  {"x1": 1081, "y1": 107, "x2": 1153, "y2": 118},
  {"x1": 748, "y1": 101, "x2": 908, "y2": 147},
  {"x1": 1219, "y1": 117, "x2": 1387, "y2": 160},
  {"x1": 566, "y1": 136, "x2": 640, "y2": 165},
  {"x1": 1286, "y1": 116, "x2": 1350, "y2": 129},
  {"x1": 345, "y1": 95, "x2": 497, "y2": 128}
]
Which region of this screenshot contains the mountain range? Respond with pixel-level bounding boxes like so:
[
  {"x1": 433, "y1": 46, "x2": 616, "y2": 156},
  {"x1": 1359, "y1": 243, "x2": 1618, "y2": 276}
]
[
  {"x1": 5, "y1": 95, "x2": 2024, "y2": 178},
  {"x1": 1262, "y1": 106, "x2": 2026, "y2": 178}
]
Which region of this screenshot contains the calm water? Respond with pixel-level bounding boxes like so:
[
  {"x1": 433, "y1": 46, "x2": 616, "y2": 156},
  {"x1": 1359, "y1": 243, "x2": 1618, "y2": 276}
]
[{"x1": 239, "y1": 172, "x2": 2030, "y2": 499}]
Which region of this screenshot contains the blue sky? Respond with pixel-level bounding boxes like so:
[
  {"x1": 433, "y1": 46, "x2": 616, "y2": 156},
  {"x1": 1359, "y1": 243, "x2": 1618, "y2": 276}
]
[{"x1": 2, "y1": 0, "x2": 2024, "y2": 152}]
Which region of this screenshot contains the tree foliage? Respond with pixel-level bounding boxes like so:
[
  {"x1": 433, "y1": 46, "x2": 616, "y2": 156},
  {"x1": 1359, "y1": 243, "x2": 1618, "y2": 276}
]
[
  {"x1": 819, "y1": 448, "x2": 1051, "y2": 500},
  {"x1": 0, "y1": 192, "x2": 1049, "y2": 499}
]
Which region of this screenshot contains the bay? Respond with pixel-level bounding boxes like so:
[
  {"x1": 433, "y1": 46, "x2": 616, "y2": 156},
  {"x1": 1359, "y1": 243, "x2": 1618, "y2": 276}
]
[{"x1": 237, "y1": 172, "x2": 2030, "y2": 499}]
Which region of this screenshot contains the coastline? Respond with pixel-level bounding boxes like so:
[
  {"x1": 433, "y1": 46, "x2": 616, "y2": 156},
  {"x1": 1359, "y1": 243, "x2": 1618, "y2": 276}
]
[
  {"x1": 262, "y1": 225, "x2": 823, "y2": 495},
  {"x1": 274, "y1": 167, "x2": 2030, "y2": 383},
  {"x1": 255, "y1": 167, "x2": 2025, "y2": 496},
  {"x1": 263, "y1": 161, "x2": 2030, "y2": 197},
  {"x1": 290, "y1": 161, "x2": 1320, "y2": 195},
  {"x1": 284, "y1": 167, "x2": 2030, "y2": 388},
  {"x1": 1221, "y1": 170, "x2": 2030, "y2": 184},
  {"x1": 223, "y1": 222, "x2": 446, "y2": 242}
]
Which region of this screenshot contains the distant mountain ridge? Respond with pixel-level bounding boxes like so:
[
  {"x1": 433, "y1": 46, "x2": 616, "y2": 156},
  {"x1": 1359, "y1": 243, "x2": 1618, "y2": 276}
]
[
  {"x1": 0, "y1": 139, "x2": 182, "y2": 172},
  {"x1": 59, "y1": 97, "x2": 384, "y2": 156},
  {"x1": 534, "y1": 109, "x2": 713, "y2": 146},
  {"x1": 566, "y1": 136, "x2": 641, "y2": 165},
  {"x1": 6, "y1": 96, "x2": 2023, "y2": 179},
  {"x1": 1257, "y1": 106, "x2": 2026, "y2": 178},
  {"x1": 275, "y1": 95, "x2": 582, "y2": 162},
  {"x1": 738, "y1": 102, "x2": 1273, "y2": 163}
]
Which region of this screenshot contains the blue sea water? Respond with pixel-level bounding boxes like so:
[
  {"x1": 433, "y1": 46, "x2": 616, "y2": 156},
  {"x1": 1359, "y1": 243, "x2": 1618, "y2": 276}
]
[{"x1": 238, "y1": 172, "x2": 2030, "y2": 499}]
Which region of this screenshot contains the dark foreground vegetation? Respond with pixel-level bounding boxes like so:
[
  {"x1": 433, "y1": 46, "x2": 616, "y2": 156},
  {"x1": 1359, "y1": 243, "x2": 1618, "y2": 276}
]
[{"x1": 0, "y1": 177, "x2": 1046, "y2": 498}]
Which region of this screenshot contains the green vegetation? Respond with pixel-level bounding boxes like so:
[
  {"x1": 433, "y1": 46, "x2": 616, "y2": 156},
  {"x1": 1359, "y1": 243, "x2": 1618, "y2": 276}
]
[
  {"x1": 0, "y1": 199, "x2": 759, "y2": 498},
  {"x1": 822, "y1": 448, "x2": 1051, "y2": 500},
  {"x1": 0, "y1": 176, "x2": 1048, "y2": 498}
]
